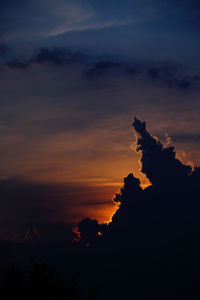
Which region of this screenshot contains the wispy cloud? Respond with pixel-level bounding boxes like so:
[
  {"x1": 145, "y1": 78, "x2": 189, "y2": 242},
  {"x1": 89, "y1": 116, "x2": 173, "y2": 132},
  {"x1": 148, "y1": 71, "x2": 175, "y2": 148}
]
[
  {"x1": 1, "y1": 0, "x2": 137, "y2": 40},
  {"x1": 47, "y1": 18, "x2": 136, "y2": 37},
  {"x1": 1, "y1": 0, "x2": 94, "y2": 40}
]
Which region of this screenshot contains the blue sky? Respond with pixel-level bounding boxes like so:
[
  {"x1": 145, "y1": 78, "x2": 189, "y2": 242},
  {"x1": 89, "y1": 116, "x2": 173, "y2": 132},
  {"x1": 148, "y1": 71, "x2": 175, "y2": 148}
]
[{"x1": 1, "y1": 0, "x2": 200, "y2": 65}]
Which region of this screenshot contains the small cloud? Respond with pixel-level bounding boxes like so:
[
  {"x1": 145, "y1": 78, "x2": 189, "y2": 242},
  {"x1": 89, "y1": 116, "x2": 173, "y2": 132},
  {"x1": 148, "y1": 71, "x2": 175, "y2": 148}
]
[
  {"x1": 0, "y1": 44, "x2": 11, "y2": 56},
  {"x1": 35, "y1": 48, "x2": 84, "y2": 65},
  {"x1": 4, "y1": 47, "x2": 85, "y2": 69},
  {"x1": 85, "y1": 60, "x2": 139, "y2": 80},
  {"x1": 48, "y1": 18, "x2": 136, "y2": 37},
  {"x1": 147, "y1": 64, "x2": 198, "y2": 89},
  {"x1": 85, "y1": 61, "x2": 123, "y2": 78}
]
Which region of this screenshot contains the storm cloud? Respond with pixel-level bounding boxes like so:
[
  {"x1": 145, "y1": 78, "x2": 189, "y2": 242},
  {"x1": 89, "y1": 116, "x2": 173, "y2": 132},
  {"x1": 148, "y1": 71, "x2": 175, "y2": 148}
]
[{"x1": 74, "y1": 118, "x2": 200, "y2": 298}]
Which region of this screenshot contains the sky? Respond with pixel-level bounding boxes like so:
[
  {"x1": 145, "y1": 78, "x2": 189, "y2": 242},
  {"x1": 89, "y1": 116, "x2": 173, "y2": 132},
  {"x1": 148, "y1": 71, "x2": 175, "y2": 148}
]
[{"x1": 0, "y1": 0, "x2": 200, "y2": 241}]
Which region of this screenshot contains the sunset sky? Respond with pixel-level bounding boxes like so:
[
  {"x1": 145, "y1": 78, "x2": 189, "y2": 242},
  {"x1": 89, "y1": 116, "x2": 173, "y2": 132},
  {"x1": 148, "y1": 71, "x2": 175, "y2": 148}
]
[{"x1": 0, "y1": 0, "x2": 200, "y2": 240}]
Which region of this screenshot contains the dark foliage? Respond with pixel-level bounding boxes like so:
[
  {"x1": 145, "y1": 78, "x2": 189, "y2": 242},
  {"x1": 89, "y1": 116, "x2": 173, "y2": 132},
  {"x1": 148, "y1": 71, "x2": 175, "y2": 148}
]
[
  {"x1": 0, "y1": 262, "x2": 80, "y2": 299},
  {"x1": 0, "y1": 261, "x2": 98, "y2": 299}
]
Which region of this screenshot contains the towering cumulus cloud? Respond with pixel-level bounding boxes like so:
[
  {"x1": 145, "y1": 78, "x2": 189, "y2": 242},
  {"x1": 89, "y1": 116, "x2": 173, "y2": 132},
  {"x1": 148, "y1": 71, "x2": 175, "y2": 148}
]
[
  {"x1": 133, "y1": 117, "x2": 192, "y2": 186},
  {"x1": 76, "y1": 118, "x2": 200, "y2": 298}
]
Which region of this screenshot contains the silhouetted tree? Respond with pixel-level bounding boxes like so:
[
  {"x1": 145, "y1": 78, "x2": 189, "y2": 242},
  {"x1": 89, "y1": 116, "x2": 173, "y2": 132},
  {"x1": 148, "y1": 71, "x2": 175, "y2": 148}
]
[{"x1": 0, "y1": 261, "x2": 97, "y2": 299}]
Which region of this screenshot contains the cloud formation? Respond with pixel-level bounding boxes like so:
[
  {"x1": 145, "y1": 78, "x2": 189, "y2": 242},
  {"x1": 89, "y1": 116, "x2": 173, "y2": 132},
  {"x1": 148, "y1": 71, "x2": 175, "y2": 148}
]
[
  {"x1": 148, "y1": 64, "x2": 200, "y2": 89},
  {"x1": 4, "y1": 47, "x2": 84, "y2": 69},
  {"x1": 2, "y1": 46, "x2": 200, "y2": 91},
  {"x1": 76, "y1": 117, "x2": 200, "y2": 249},
  {"x1": 73, "y1": 118, "x2": 200, "y2": 297},
  {"x1": 0, "y1": 44, "x2": 10, "y2": 55}
]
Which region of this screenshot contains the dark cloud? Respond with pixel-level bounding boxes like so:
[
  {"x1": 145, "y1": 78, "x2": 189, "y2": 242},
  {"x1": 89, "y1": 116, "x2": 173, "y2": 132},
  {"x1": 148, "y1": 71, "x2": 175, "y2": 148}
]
[
  {"x1": 133, "y1": 117, "x2": 192, "y2": 186},
  {"x1": 148, "y1": 64, "x2": 200, "y2": 89},
  {"x1": 34, "y1": 48, "x2": 84, "y2": 65},
  {"x1": 148, "y1": 64, "x2": 177, "y2": 82},
  {"x1": 1, "y1": 46, "x2": 200, "y2": 91},
  {"x1": 0, "y1": 44, "x2": 11, "y2": 55},
  {"x1": 77, "y1": 218, "x2": 101, "y2": 246},
  {"x1": 74, "y1": 118, "x2": 200, "y2": 298},
  {"x1": 85, "y1": 61, "x2": 123, "y2": 77},
  {"x1": 85, "y1": 60, "x2": 139, "y2": 79},
  {"x1": 76, "y1": 117, "x2": 200, "y2": 246},
  {"x1": 4, "y1": 47, "x2": 85, "y2": 70},
  {"x1": 85, "y1": 59, "x2": 200, "y2": 90},
  {"x1": 109, "y1": 118, "x2": 199, "y2": 237}
]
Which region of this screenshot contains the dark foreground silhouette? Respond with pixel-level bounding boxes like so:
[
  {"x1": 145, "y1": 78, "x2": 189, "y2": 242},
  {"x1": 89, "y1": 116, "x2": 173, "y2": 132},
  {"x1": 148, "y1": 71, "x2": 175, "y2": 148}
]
[{"x1": 0, "y1": 261, "x2": 96, "y2": 299}]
